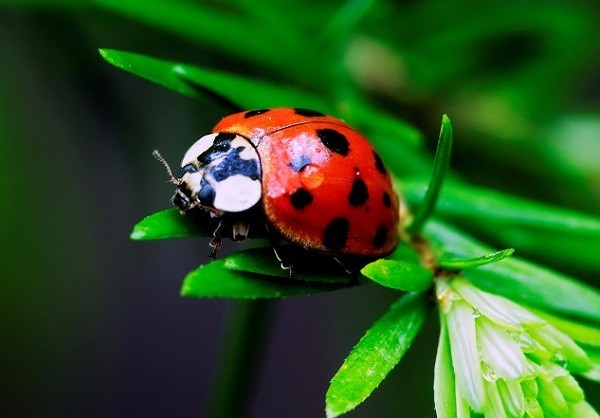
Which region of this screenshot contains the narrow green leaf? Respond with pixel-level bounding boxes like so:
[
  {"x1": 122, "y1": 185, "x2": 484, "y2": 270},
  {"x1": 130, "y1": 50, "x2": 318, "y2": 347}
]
[
  {"x1": 434, "y1": 312, "x2": 457, "y2": 418},
  {"x1": 100, "y1": 49, "x2": 423, "y2": 168},
  {"x1": 400, "y1": 180, "x2": 600, "y2": 235},
  {"x1": 99, "y1": 49, "x2": 330, "y2": 111},
  {"x1": 568, "y1": 400, "x2": 600, "y2": 417},
  {"x1": 528, "y1": 308, "x2": 600, "y2": 348},
  {"x1": 438, "y1": 248, "x2": 515, "y2": 270},
  {"x1": 94, "y1": 0, "x2": 310, "y2": 77},
  {"x1": 425, "y1": 221, "x2": 600, "y2": 325},
  {"x1": 361, "y1": 259, "x2": 433, "y2": 291},
  {"x1": 130, "y1": 208, "x2": 213, "y2": 240},
  {"x1": 402, "y1": 179, "x2": 600, "y2": 271},
  {"x1": 325, "y1": 292, "x2": 430, "y2": 417},
  {"x1": 402, "y1": 178, "x2": 600, "y2": 234},
  {"x1": 181, "y1": 259, "x2": 350, "y2": 299},
  {"x1": 407, "y1": 115, "x2": 453, "y2": 234},
  {"x1": 224, "y1": 247, "x2": 352, "y2": 284},
  {"x1": 580, "y1": 345, "x2": 600, "y2": 383}
]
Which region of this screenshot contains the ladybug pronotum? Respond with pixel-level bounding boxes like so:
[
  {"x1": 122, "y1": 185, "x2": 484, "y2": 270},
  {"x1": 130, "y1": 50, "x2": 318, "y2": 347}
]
[{"x1": 154, "y1": 108, "x2": 400, "y2": 273}]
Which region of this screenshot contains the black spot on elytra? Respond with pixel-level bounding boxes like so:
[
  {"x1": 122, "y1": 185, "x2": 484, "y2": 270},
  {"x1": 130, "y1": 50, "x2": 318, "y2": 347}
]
[
  {"x1": 244, "y1": 109, "x2": 270, "y2": 118},
  {"x1": 294, "y1": 108, "x2": 325, "y2": 117},
  {"x1": 178, "y1": 163, "x2": 198, "y2": 177},
  {"x1": 374, "y1": 151, "x2": 386, "y2": 174},
  {"x1": 372, "y1": 226, "x2": 389, "y2": 248},
  {"x1": 383, "y1": 192, "x2": 391, "y2": 207},
  {"x1": 317, "y1": 129, "x2": 349, "y2": 156},
  {"x1": 289, "y1": 155, "x2": 311, "y2": 172},
  {"x1": 290, "y1": 188, "x2": 313, "y2": 209},
  {"x1": 349, "y1": 178, "x2": 369, "y2": 207},
  {"x1": 323, "y1": 217, "x2": 349, "y2": 251}
]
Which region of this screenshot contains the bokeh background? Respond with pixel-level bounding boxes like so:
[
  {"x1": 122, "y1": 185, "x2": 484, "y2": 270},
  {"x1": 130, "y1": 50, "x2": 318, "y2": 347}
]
[{"x1": 1, "y1": 1, "x2": 599, "y2": 416}]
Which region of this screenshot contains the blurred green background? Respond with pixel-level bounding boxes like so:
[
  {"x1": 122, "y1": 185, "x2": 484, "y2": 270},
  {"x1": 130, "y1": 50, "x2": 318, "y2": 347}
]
[{"x1": 1, "y1": 0, "x2": 599, "y2": 416}]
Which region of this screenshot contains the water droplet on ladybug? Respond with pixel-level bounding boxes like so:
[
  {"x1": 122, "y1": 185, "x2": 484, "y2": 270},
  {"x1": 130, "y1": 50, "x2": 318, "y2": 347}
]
[{"x1": 299, "y1": 164, "x2": 324, "y2": 190}]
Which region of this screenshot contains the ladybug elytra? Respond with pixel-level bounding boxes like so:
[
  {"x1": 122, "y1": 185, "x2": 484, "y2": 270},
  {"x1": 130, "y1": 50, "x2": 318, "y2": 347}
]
[{"x1": 155, "y1": 108, "x2": 400, "y2": 273}]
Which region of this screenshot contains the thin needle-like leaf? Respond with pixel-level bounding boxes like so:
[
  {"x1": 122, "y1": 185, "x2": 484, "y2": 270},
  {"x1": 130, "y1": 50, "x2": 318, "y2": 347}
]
[
  {"x1": 361, "y1": 259, "x2": 433, "y2": 291},
  {"x1": 182, "y1": 259, "x2": 350, "y2": 299},
  {"x1": 438, "y1": 248, "x2": 515, "y2": 270},
  {"x1": 130, "y1": 208, "x2": 214, "y2": 240},
  {"x1": 94, "y1": 0, "x2": 320, "y2": 79},
  {"x1": 527, "y1": 308, "x2": 600, "y2": 348},
  {"x1": 224, "y1": 248, "x2": 352, "y2": 284},
  {"x1": 325, "y1": 292, "x2": 429, "y2": 417},
  {"x1": 407, "y1": 115, "x2": 453, "y2": 234},
  {"x1": 402, "y1": 178, "x2": 600, "y2": 271},
  {"x1": 402, "y1": 179, "x2": 600, "y2": 234},
  {"x1": 434, "y1": 312, "x2": 458, "y2": 418},
  {"x1": 425, "y1": 221, "x2": 600, "y2": 325},
  {"x1": 99, "y1": 49, "x2": 330, "y2": 111}
]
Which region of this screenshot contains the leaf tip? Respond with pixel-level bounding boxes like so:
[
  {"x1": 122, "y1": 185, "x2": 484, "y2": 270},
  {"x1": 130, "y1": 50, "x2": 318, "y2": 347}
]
[
  {"x1": 325, "y1": 403, "x2": 340, "y2": 418},
  {"x1": 130, "y1": 226, "x2": 146, "y2": 240},
  {"x1": 180, "y1": 276, "x2": 192, "y2": 297},
  {"x1": 98, "y1": 48, "x2": 114, "y2": 62},
  {"x1": 359, "y1": 260, "x2": 377, "y2": 277}
]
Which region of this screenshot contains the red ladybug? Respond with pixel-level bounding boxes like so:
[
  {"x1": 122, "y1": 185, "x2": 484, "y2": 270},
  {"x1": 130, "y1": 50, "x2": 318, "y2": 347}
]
[{"x1": 154, "y1": 108, "x2": 400, "y2": 272}]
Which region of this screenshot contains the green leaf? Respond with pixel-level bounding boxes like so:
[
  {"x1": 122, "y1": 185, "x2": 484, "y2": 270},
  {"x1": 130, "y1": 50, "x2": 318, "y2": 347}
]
[
  {"x1": 325, "y1": 292, "x2": 429, "y2": 417},
  {"x1": 407, "y1": 115, "x2": 453, "y2": 234},
  {"x1": 528, "y1": 308, "x2": 600, "y2": 348},
  {"x1": 99, "y1": 49, "x2": 330, "y2": 111},
  {"x1": 434, "y1": 312, "x2": 458, "y2": 418},
  {"x1": 100, "y1": 49, "x2": 423, "y2": 153},
  {"x1": 361, "y1": 259, "x2": 433, "y2": 291},
  {"x1": 402, "y1": 179, "x2": 600, "y2": 271},
  {"x1": 181, "y1": 258, "x2": 350, "y2": 299},
  {"x1": 425, "y1": 221, "x2": 600, "y2": 325},
  {"x1": 403, "y1": 179, "x2": 600, "y2": 234},
  {"x1": 130, "y1": 208, "x2": 213, "y2": 240},
  {"x1": 224, "y1": 247, "x2": 352, "y2": 284},
  {"x1": 94, "y1": 0, "x2": 315, "y2": 78},
  {"x1": 580, "y1": 345, "x2": 600, "y2": 383},
  {"x1": 438, "y1": 248, "x2": 515, "y2": 270},
  {"x1": 385, "y1": 243, "x2": 422, "y2": 264}
]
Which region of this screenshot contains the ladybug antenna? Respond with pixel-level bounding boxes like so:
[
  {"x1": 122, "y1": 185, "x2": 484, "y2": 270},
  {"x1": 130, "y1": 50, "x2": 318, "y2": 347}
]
[{"x1": 152, "y1": 149, "x2": 180, "y2": 185}]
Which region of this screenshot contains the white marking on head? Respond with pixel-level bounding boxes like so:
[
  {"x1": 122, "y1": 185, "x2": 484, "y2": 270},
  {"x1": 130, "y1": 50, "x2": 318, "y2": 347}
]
[
  {"x1": 211, "y1": 174, "x2": 262, "y2": 212},
  {"x1": 230, "y1": 137, "x2": 257, "y2": 160},
  {"x1": 181, "y1": 133, "x2": 218, "y2": 167}
]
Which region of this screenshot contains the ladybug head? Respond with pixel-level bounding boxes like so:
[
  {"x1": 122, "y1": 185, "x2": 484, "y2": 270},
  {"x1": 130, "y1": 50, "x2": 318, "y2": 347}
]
[{"x1": 154, "y1": 133, "x2": 262, "y2": 217}]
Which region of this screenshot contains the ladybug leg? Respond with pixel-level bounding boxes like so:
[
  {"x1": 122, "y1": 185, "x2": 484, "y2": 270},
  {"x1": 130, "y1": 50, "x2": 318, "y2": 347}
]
[
  {"x1": 208, "y1": 221, "x2": 225, "y2": 259},
  {"x1": 271, "y1": 245, "x2": 295, "y2": 279},
  {"x1": 265, "y1": 224, "x2": 295, "y2": 279},
  {"x1": 333, "y1": 256, "x2": 360, "y2": 284}
]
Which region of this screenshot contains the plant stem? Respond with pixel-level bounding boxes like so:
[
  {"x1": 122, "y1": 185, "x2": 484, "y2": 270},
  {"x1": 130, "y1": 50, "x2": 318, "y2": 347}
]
[{"x1": 207, "y1": 299, "x2": 276, "y2": 418}]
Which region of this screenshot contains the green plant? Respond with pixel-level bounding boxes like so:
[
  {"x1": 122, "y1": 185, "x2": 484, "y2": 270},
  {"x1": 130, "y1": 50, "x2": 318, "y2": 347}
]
[
  {"x1": 74, "y1": 0, "x2": 599, "y2": 416},
  {"x1": 96, "y1": 47, "x2": 600, "y2": 416}
]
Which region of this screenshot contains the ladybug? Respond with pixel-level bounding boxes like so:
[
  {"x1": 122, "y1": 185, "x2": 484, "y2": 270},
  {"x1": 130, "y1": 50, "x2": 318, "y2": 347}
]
[{"x1": 154, "y1": 108, "x2": 400, "y2": 273}]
